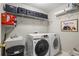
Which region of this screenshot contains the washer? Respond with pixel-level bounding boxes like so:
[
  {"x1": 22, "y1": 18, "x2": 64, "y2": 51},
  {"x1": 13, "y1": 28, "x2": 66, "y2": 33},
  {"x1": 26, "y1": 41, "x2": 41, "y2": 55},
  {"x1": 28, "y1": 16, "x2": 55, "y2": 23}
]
[
  {"x1": 5, "y1": 36, "x2": 25, "y2": 55},
  {"x1": 26, "y1": 33, "x2": 50, "y2": 56},
  {"x1": 48, "y1": 33, "x2": 61, "y2": 56}
]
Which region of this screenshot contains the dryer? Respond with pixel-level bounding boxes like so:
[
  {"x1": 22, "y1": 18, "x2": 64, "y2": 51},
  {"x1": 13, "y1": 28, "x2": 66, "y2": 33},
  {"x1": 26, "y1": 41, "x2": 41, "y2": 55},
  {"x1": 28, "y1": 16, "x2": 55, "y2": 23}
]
[
  {"x1": 26, "y1": 33, "x2": 50, "y2": 56},
  {"x1": 48, "y1": 33, "x2": 61, "y2": 56}
]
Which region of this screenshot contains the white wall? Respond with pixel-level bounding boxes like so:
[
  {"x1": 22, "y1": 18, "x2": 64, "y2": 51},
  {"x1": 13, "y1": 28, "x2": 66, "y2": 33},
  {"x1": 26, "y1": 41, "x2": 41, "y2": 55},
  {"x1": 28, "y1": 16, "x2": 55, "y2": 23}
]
[
  {"x1": 48, "y1": 3, "x2": 79, "y2": 52},
  {"x1": 9, "y1": 17, "x2": 49, "y2": 37}
]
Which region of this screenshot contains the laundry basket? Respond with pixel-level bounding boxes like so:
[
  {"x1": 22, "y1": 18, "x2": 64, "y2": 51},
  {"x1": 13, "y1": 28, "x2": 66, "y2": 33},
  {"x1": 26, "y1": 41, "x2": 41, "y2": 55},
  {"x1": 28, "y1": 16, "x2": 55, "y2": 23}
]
[{"x1": 6, "y1": 45, "x2": 24, "y2": 56}]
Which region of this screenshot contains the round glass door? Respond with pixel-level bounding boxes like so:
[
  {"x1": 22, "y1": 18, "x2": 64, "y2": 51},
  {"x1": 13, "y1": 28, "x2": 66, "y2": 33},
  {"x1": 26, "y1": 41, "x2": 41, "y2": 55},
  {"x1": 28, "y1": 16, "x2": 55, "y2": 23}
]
[{"x1": 35, "y1": 39, "x2": 49, "y2": 56}]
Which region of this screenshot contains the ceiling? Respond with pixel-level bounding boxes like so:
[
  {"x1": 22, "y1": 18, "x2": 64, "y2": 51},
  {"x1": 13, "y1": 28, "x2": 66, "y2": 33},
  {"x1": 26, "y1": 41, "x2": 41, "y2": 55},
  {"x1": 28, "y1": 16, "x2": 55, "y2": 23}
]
[{"x1": 26, "y1": 3, "x2": 66, "y2": 13}]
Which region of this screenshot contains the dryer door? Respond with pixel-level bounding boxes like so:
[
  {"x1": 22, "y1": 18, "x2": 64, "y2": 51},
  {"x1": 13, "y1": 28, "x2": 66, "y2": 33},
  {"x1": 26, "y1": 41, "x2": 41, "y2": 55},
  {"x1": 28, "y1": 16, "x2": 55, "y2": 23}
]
[{"x1": 35, "y1": 39, "x2": 49, "y2": 56}]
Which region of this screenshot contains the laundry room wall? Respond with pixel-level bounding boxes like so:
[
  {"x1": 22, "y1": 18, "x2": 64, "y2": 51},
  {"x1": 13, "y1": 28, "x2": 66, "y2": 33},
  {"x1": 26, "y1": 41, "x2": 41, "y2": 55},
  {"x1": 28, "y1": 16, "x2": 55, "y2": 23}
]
[
  {"x1": 1, "y1": 3, "x2": 49, "y2": 40},
  {"x1": 48, "y1": 3, "x2": 79, "y2": 53}
]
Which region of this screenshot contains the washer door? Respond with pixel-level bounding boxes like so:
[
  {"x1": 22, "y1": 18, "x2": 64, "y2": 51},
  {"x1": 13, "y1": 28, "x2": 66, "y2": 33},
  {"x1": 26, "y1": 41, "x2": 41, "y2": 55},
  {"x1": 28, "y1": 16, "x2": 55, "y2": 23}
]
[
  {"x1": 53, "y1": 38, "x2": 58, "y2": 49},
  {"x1": 35, "y1": 39, "x2": 49, "y2": 56}
]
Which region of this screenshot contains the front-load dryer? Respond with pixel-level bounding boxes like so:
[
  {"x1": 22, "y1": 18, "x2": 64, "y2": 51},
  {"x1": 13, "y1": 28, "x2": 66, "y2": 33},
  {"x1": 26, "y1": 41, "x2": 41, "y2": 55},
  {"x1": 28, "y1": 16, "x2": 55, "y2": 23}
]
[
  {"x1": 48, "y1": 33, "x2": 61, "y2": 56},
  {"x1": 26, "y1": 33, "x2": 50, "y2": 56}
]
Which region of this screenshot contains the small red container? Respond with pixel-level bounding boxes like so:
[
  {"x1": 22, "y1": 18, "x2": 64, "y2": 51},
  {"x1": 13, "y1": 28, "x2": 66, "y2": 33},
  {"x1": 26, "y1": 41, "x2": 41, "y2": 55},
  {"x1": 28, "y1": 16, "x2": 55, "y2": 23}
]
[{"x1": 1, "y1": 12, "x2": 16, "y2": 25}]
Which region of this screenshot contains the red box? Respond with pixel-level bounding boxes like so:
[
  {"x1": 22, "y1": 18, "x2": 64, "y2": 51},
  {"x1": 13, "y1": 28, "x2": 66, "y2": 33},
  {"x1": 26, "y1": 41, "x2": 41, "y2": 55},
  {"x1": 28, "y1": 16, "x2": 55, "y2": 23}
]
[{"x1": 1, "y1": 12, "x2": 16, "y2": 25}]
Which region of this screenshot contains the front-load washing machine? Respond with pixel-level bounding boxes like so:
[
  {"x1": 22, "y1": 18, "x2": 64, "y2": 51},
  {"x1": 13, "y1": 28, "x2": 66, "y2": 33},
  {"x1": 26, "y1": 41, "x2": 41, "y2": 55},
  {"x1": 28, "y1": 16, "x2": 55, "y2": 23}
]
[
  {"x1": 48, "y1": 33, "x2": 61, "y2": 56},
  {"x1": 26, "y1": 33, "x2": 50, "y2": 56},
  {"x1": 5, "y1": 36, "x2": 25, "y2": 56}
]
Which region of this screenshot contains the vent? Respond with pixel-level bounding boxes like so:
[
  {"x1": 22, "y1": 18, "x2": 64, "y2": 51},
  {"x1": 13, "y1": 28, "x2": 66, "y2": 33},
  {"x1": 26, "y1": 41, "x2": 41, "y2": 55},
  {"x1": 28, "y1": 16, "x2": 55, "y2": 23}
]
[{"x1": 54, "y1": 3, "x2": 79, "y2": 16}]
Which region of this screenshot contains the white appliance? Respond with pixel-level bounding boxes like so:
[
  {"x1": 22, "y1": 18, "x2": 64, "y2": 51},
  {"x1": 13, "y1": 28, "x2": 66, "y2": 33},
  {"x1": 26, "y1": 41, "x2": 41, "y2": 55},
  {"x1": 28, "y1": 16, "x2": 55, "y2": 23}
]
[
  {"x1": 5, "y1": 36, "x2": 25, "y2": 55},
  {"x1": 48, "y1": 33, "x2": 61, "y2": 56},
  {"x1": 26, "y1": 33, "x2": 50, "y2": 56}
]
